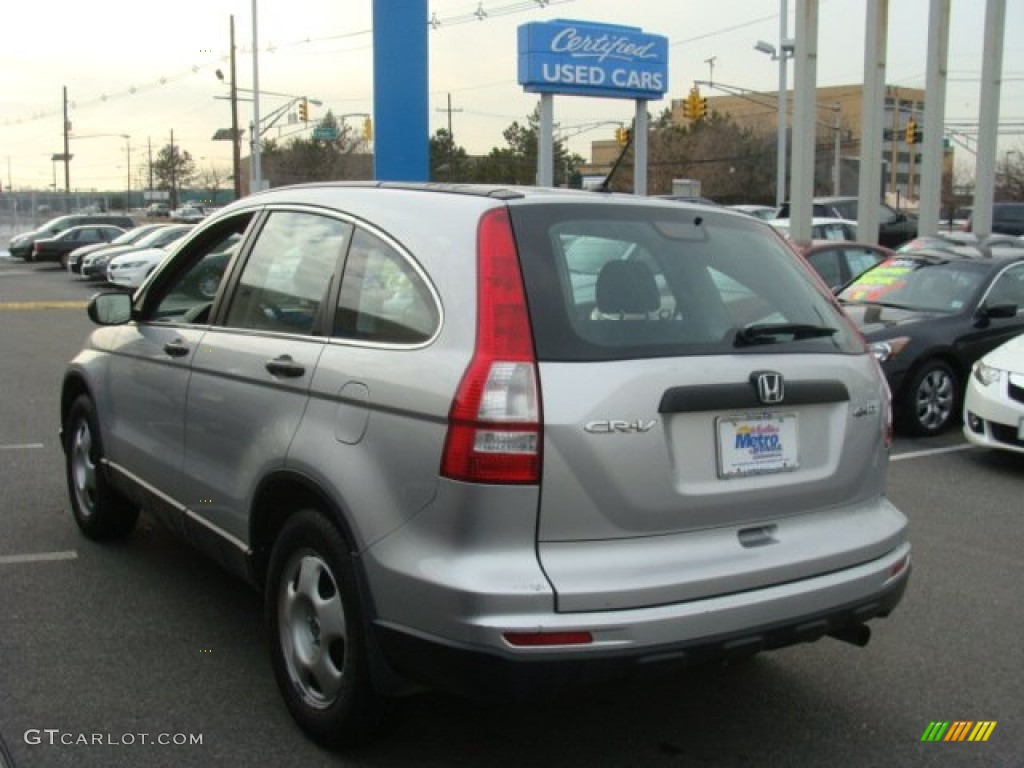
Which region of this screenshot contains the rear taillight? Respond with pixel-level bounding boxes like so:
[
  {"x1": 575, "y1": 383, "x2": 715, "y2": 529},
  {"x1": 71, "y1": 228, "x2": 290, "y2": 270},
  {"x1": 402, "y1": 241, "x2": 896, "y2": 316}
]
[{"x1": 440, "y1": 207, "x2": 541, "y2": 484}]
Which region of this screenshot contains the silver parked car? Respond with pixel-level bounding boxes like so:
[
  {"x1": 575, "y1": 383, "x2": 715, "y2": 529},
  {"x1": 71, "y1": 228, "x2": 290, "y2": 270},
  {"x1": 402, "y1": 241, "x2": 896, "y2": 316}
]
[{"x1": 61, "y1": 183, "x2": 910, "y2": 748}]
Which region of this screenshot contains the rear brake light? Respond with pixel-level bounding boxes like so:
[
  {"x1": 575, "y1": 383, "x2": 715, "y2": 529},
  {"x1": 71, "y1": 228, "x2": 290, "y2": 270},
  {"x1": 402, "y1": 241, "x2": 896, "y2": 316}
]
[{"x1": 440, "y1": 208, "x2": 541, "y2": 484}]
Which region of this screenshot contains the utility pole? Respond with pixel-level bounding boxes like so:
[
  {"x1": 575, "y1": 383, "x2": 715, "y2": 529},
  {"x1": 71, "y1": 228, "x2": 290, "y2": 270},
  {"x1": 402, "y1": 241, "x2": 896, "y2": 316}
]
[
  {"x1": 907, "y1": 108, "x2": 917, "y2": 201},
  {"x1": 833, "y1": 103, "x2": 841, "y2": 196},
  {"x1": 250, "y1": 0, "x2": 263, "y2": 192},
  {"x1": 229, "y1": 15, "x2": 242, "y2": 199},
  {"x1": 704, "y1": 56, "x2": 716, "y2": 87},
  {"x1": 63, "y1": 86, "x2": 71, "y2": 211},
  {"x1": 148, "y1": 137, "x2": 154, "y2": 193},
  {"x1": 170, "y1": 129, "x2": 177, "y2": 209},
  {"x1": 435, "y1": 93, "x2": 462, "y2": 181}
]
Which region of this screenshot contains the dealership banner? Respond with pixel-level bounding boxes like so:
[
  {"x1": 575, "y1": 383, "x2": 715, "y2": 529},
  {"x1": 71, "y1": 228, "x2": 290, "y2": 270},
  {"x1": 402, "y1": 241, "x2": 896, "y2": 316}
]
[{"x1": 518, "y1": 19, "x2": 668, "y2": 100}]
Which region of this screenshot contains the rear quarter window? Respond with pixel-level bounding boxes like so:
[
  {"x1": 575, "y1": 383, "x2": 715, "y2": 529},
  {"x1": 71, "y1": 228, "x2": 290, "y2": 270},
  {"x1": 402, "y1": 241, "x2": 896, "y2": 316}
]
[{"x1": 509, "y1": 204, "x2": 862, "y2": 361}]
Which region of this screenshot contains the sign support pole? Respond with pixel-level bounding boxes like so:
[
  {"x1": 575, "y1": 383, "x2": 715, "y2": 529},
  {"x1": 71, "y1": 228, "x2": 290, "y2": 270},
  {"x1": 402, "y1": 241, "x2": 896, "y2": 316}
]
[
  {"x1": 538, "y1": 94, "x2": 554, "y2": 186},
  {"x1": 634, "y1": 100, "x2": 648, "y2": 195}
]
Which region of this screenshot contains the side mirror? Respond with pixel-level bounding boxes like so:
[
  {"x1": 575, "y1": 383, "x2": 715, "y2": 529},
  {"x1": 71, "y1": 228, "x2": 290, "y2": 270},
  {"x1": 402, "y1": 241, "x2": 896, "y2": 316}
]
[
  {"x1": 981, "y1": 302, "x2": 1018, "y2": 320},
  {"x1": 87, "y1": 292, "x2": 133, "y2": 325}
]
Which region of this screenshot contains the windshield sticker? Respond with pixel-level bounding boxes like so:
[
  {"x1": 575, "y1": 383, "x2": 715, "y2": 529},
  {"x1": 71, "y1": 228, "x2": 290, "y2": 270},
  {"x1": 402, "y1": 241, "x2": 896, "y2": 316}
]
[{"x1": 843, "y1": 259, "x2": 916, "y2": 301}]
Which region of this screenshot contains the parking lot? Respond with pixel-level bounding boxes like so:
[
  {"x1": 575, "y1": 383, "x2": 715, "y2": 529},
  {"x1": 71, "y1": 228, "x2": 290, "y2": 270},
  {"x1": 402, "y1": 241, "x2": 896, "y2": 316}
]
[{"x1": 1, "y1": 252, "x2": 1022, "y2": 768}]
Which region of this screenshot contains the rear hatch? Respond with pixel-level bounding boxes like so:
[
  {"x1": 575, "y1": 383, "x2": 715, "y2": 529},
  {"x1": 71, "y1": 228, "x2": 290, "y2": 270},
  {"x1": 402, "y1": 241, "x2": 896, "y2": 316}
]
[{"x1": 509, "y1": 202, "x2": 897, "y2": 612}]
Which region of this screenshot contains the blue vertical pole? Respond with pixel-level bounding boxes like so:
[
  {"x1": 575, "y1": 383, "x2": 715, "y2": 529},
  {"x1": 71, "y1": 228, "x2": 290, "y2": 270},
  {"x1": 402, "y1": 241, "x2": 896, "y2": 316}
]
[{"x1": 372, "y1": 0, "x2": 429, "y2": 181}]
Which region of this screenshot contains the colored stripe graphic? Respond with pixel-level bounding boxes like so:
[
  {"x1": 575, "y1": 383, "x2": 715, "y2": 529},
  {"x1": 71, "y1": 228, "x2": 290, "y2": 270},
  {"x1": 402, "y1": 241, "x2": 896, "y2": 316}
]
[
  {"x1": 969, "y1": 722, "x2": 997, "y2": 742},
  {"x1": 921, "y1": 722, "x2": 949, "y2": 741},
  {"x1": 946, "y1": 721, "x2": 973, "y2": 741},
  {"x1": 921, "y1": 721, "x2": 996, "y2": 742}
]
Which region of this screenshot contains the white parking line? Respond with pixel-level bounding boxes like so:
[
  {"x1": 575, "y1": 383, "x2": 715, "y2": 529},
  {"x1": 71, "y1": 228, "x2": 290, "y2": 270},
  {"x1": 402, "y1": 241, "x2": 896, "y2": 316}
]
[
  {"x1": 890, "y1": 444, "x2": 976, "y2": 462},
  {"x1": 0, "y1": 551, "x2": 78, "y2": 565},
  {"x1": 0, "y1": 443, "x2": 44, "y2": 450}
]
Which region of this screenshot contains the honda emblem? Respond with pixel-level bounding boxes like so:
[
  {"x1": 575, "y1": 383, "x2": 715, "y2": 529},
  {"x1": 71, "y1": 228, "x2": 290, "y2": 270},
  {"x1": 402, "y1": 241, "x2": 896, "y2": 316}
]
[{"x1": 752, "y1": 371, "x2": 785, "y2": 404}]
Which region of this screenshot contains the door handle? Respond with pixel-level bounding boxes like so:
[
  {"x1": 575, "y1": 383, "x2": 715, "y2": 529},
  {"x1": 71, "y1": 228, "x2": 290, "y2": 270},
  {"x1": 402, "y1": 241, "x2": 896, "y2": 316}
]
[
  {"x1": 265, "y1": 355, "x2": 306, "y2": 378},
  {"x1": 163, "y1": 340, "x2": 190, "y2": 358}
]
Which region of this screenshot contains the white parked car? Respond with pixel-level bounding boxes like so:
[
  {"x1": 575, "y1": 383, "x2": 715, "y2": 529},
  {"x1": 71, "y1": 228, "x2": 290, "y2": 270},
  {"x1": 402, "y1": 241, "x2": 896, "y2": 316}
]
[
  {"x1": 171, "y1": 205, "x2": 206, "y2": 223},
  {"x1": 106, "y1": 247, "x2": 171, "y2": 289},
  {"x1": 963, "y1": 332, "x2": 1024, "y2": 455},
  {"x1": 770, "y1": 217, "x2": 858, "y2": 242}
]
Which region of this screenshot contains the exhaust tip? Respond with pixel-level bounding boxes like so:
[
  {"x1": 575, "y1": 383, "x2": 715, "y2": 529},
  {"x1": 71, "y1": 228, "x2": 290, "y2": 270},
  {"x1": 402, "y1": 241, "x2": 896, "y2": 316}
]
[{"x1": 829, "y1": 623, "x2": 871, "y2": 648}]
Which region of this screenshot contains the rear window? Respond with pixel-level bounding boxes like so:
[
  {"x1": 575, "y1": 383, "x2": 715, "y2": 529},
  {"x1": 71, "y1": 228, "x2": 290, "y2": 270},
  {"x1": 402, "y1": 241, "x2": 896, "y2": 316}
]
[{"x1": 509, "y1": 204, "x2": 863, "y2": 361}]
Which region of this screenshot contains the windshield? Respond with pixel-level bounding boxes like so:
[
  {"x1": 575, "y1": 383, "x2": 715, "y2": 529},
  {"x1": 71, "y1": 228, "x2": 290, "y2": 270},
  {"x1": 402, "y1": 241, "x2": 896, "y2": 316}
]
[
  {"x1": 138, "y1": 225, "x2": 191, "y2": 248},
  {"x1": 838, "y1": 257, "x2": 983, "y2": 312}
]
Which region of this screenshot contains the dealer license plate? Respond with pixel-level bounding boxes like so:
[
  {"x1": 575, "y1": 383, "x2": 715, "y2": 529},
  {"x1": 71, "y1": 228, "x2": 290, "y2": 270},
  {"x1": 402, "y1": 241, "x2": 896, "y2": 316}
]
[{"x1": 717, "y1": 413, "x2": 799, "y2": 478}]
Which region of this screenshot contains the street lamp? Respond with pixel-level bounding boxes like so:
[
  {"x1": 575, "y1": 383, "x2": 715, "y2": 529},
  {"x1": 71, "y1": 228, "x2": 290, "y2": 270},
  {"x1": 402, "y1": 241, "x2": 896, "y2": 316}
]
[
  {"x1": 754, "y1": 1, "x2": 795, "y2": 208},
  {"x1": 121, "y1": 134, "x2": 130, "y2": 205}
]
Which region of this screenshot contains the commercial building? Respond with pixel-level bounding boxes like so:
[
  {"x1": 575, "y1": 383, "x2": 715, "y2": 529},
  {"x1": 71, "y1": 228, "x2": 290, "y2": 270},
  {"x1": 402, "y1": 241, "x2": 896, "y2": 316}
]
[{"x1": 584, "y1": 83, "x2": 953, "y2": 206}]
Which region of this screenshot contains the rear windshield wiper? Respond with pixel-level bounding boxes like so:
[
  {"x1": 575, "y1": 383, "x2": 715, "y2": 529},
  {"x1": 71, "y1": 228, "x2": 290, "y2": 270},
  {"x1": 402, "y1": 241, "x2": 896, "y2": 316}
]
[{"x1": 734, "y1": 323, "x2": 838, "y2": 347}]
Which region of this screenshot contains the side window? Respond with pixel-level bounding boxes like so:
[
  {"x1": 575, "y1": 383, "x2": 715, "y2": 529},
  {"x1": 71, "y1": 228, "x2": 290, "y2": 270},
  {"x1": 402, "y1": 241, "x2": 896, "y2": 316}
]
[
  {"x1": 225, "y1": 211, "x2": 351, "y2": 335},
  {"x1": 333, "y1": 229, "x2": 439, "y2": 344},
  {"x1": 807, "y1": 250, "x2": 842, "y2": 288},
  {"x1": 846, "y1": 248, "x2": 883, "y2": 278},
  {"x1": 821, "y1": 224, "x2": 846, "y2": 242},
  {"x1": 985, "y1": 264, "x2": 1024, "y2": 312},
  {"x1": 150, "y1": 214, "x2": 254, "y2": 323}
]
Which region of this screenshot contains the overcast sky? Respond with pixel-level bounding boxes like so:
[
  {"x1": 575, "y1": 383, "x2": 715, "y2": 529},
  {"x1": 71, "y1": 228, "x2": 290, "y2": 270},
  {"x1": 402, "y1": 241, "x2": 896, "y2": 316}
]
[{"x1": 2, "y1": 0, "x2": 1021, "y2": 193}]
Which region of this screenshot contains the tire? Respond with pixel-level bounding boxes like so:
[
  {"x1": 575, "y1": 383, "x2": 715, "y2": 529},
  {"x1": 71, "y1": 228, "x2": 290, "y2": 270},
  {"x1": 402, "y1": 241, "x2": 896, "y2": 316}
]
[
  {"x1": 898, "y1": 359, "x2": 959, "y2": 437},
  {"x1": 65, "y1": 395, "x2": 140, "y2": 540},
  {"x1": 266, "y1": 509, "x2": 384, "y2": 749}
]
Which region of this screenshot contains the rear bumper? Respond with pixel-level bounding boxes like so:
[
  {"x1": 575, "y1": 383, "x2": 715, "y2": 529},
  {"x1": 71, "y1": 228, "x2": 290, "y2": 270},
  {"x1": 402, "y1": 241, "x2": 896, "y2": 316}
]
[{"x1": 371, "y1": 543, "x2": 911, "y2": 699}]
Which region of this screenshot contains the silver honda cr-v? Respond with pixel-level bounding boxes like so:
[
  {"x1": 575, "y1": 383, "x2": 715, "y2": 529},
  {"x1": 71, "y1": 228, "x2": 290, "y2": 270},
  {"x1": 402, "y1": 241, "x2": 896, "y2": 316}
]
[{"x1": 61, "y1": 183, "x2": 910, "y2": 748}]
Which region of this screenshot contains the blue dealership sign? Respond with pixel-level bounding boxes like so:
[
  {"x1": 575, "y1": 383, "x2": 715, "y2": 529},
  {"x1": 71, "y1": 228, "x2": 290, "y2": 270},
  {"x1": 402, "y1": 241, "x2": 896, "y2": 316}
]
[{"x1": 518, "y1": 19, "x2": 668, "y2": 100}]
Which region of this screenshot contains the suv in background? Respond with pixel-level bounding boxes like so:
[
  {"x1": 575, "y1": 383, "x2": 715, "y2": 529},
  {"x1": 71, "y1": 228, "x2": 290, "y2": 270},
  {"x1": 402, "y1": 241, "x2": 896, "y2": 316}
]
[
  {"x1": 778, "y1": 196, "x2": 917, "y2": 248},
  {"x1": 965, "y1": 202, "x2": 1024, "y2": 236},
  {"x1": 8, "y1": 214, "x2": 135, "y2": 260},
  {"x1": 145, "y1": 203, "x2": 171, "y2": 218},
  {"x1": 62, "y1": 184, "x2": 910, "y2": 748}
]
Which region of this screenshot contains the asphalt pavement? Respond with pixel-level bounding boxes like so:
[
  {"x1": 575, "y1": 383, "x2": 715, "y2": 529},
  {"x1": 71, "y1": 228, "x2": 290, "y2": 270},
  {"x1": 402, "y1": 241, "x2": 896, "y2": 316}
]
[{"x1": 1, "y1": 251, "x2": 1022, "y2": 768}]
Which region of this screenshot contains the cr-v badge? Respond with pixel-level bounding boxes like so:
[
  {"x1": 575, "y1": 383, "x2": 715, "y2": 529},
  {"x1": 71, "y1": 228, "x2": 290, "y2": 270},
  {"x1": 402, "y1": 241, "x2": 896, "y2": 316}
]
[{"x1": 584, "y1": 419, "x2": 657, "y2": 434}]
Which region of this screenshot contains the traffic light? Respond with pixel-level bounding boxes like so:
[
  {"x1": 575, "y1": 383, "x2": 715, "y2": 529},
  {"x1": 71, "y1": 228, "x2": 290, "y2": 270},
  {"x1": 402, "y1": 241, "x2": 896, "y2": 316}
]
[
  {"x1": 682, "y1": 88, "x2": 706, "y2": 122},
  {"x1": 905, "y1": 119, "x2": 919, "y2": 145},
  {"x1": 363, "y1": 117, "x2": 373, "y2": 141},
  {"x1": 298, "y1": 98, "x2": 309, "y2": 122},
  {"x1": 615, "y1": 126, "x2": 627, "y2": 145}
]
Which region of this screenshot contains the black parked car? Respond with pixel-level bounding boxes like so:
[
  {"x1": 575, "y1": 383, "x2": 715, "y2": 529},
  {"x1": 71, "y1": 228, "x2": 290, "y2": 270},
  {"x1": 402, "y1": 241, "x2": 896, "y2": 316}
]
[
  {"x1": 838, "y1": 249, "x2": 1024, "y2": 436},
  {"x1": 30, "y1": 225, "x2": 126, "y2": 264},
  {"x1": 778, "y1": 197, "x2": 917, "y2": 248},
  {"x1": 66, "y1": 224, "x2": 169, "y2": 273},
  {"x1": 8, "y1": 214, "x2": 135, "y2": 260},
  {"x1": 965, "y1": 202, "x2": 1024, "y2": 237}
]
